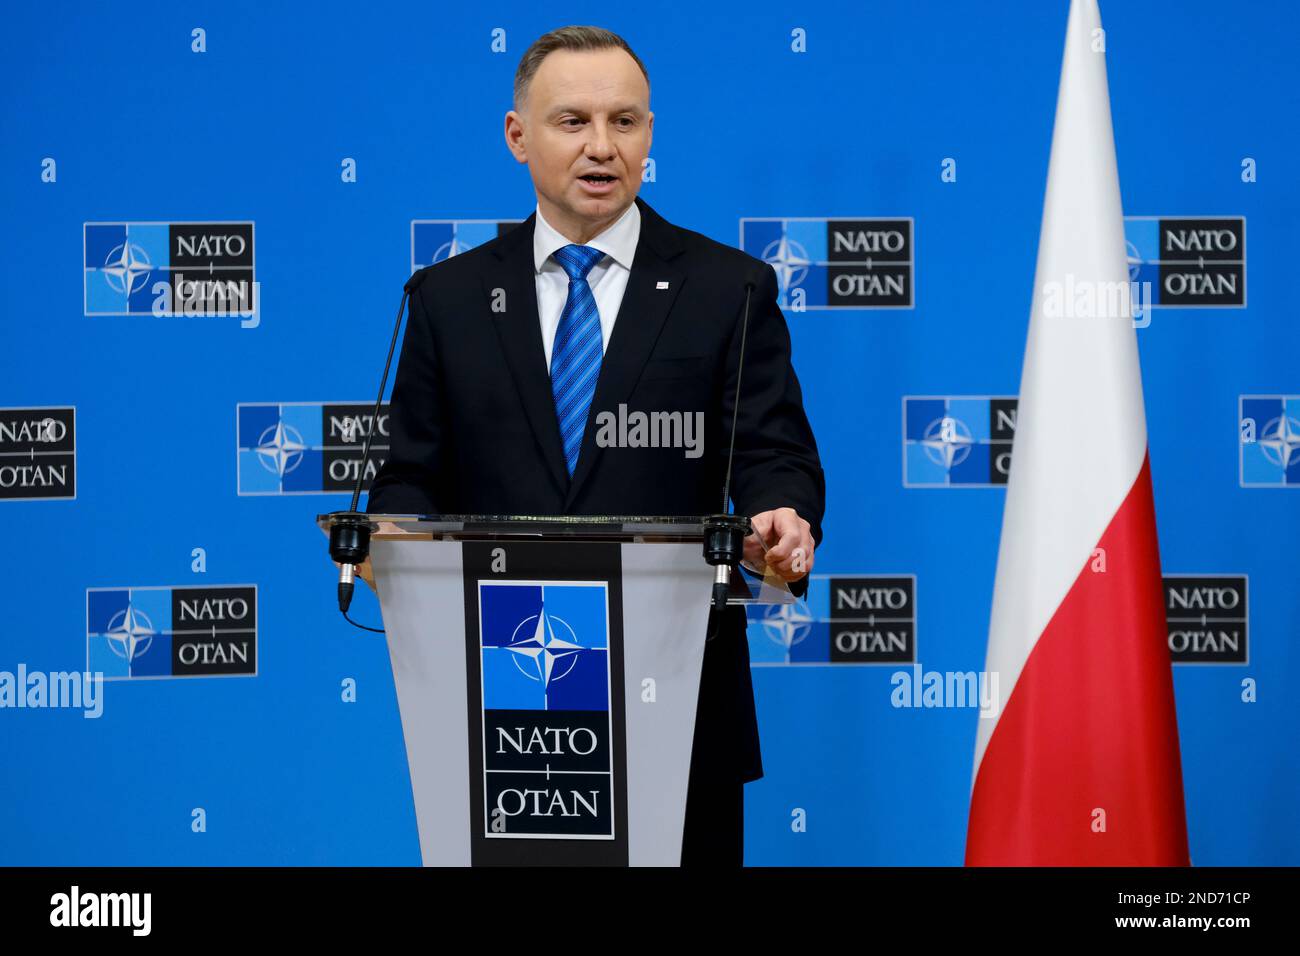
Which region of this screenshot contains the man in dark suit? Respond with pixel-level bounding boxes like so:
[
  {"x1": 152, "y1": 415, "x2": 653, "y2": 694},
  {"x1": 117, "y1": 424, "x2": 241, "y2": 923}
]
[{"x1": 365, "y1": 25, "x2": 824, "y2": 866}]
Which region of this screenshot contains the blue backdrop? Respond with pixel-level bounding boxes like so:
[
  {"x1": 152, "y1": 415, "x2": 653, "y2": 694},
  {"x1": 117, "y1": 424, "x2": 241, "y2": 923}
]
[{"x1": 2, "y1": 0, "x2": 1296, "y2": 865}]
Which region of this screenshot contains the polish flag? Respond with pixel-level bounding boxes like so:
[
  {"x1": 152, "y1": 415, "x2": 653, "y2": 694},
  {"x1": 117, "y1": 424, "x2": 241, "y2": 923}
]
[{"x1": 965, "y1": 0, "x2": 1190, "y2": 866}]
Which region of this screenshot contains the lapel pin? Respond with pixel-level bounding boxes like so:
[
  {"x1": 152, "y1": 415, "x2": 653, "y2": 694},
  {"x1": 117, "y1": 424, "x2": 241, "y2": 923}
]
[{"x1": 656, "y1": 281, "x2": 670, "y2": 290}]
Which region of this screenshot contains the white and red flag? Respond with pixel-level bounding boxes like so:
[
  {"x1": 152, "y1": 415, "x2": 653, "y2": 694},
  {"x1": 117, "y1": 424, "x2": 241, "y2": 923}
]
[{"x1": 965, "y1": 0, "x2": 1190, "y2": 866}]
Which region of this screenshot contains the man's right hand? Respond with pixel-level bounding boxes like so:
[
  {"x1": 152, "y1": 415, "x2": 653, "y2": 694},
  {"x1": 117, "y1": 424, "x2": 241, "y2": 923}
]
[
  {"x1": 744, "y1": 507, "x2": 815, "y2": 582},
  {"x1": 356, "y1": 556, "x2": 376, "y2": 590}
]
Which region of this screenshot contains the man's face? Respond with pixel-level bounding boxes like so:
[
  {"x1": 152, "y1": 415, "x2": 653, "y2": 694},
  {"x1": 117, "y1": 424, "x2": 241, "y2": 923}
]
[{"x1": 505, "y1": 48, "x2": 653, "y2": 242}]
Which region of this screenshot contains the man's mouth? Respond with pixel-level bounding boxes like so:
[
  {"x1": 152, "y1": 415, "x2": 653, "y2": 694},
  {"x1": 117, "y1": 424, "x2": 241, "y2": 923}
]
[{"x1": 579, "y1": 174, "x2": 617, "y2": 184}]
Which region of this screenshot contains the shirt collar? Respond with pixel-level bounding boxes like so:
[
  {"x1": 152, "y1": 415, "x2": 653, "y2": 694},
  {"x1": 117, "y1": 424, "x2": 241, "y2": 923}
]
[{"x1": 533, "y1": 200, "x2": 641, "y2": 274}]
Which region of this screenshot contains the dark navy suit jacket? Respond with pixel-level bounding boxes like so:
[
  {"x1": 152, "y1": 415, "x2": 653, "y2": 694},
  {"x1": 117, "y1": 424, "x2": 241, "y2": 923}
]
[{"x1": 367, "y1": 195, "x2": 825, "y2": 784}]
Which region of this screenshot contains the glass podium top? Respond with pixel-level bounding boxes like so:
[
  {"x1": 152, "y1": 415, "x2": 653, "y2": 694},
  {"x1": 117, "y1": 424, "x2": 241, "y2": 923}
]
[
  {"x1": 316, "y1": 512, "x2": 793, "y2": 604},
  {"x1": 315, "y1": 512, "x2": 734, "y2": 541}
]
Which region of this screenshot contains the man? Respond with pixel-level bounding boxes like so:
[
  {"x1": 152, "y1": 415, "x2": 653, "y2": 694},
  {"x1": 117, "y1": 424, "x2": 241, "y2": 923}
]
[{"x1": 366, "y1": 25, "x2": 825, "y2": 866}]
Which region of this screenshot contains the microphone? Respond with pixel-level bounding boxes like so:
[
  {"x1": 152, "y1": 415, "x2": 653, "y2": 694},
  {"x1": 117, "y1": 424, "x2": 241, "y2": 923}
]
[
  {"x1": 703, "y1": 276, "x2": 759, "y2": 611},
  {"x1": 328, "y1": 269, "x2": 430, "y2": 627}
]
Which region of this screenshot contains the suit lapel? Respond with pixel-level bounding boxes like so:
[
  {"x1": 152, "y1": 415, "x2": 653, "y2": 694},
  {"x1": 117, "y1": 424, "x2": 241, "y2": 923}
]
[
  {"x1": 484, "y1": 198, "x2": 689, "y2": 508},
  {"x1": 564, "y1": 197, "x2": 687, "y2": 507},
  {"x1": 484, "y1": 212, "x2": 570, "y2": 494}
]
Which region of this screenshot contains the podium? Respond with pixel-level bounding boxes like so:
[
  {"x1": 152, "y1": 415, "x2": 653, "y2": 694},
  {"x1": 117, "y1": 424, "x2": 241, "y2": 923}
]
[{"x1": 319, "y1": 513, "x2": 790, "y2": 866}]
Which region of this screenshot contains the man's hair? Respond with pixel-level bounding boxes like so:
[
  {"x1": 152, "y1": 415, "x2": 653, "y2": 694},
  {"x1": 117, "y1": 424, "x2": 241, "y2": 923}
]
[{"x1": 513, "y1": 26, "x2": 649, "y2": 111}]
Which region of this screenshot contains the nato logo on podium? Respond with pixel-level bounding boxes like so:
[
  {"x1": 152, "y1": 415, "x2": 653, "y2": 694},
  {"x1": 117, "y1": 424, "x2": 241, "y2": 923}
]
[{"x1": 478, "y1": 581, "x2": 615, "y2": 839}]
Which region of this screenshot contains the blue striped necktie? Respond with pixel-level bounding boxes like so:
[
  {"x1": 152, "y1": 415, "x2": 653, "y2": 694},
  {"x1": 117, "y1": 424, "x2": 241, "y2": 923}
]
[{"x1": 550, "y1": 243, "x2": 607, "y2": 476}]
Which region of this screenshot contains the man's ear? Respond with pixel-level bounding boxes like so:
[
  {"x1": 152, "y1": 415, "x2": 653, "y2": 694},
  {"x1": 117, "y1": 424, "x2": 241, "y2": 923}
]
[{"x1": 504, "y1": 110, "x2": 527, "y2": 164}]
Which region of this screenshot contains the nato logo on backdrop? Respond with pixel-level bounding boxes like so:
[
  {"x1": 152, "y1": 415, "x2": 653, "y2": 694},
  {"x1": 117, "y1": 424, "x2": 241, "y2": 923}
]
[
  {"x1": 903, "y1": 396, "x2": 1018, "y2": 487},
  {"x1": 84, "y1": 222, "x2": 255, "y2": 316},
  {"x1": 748, "y1": 575, "x2": 916, "y2": 665},
  {"x1": 477, "y1": 581, "x2": 614, "y2": 839},
  {"x1": 1239, "y1": 395, "x2": 1300, "y2": 486},
  {"x1": 86, "y1": 585, "x2": 257, "y2": 680},
  {"x1": 237, "y1": 402, "x2": 389, "y2": 495},
  {"x1": 739, "y1": 217, "x2": 914, "y2": 309},
  {"x1": 0, "y1": 406, "x2": 75, "y2": 500},
  {"x1": 1163, "y1": 575, "x2": 1248, "y2": 665},
  {"x1": 410, "y1": 220, "x2": 523, "y2": 271},
  {"x1": 1124, "y1": 216, "x2": 1246, "y2": 308}
]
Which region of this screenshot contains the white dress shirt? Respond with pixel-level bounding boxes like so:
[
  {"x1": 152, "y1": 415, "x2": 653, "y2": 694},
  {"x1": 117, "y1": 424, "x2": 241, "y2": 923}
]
[{"x1": 533, "y1": 200, "x2": 641, "y2": 369}]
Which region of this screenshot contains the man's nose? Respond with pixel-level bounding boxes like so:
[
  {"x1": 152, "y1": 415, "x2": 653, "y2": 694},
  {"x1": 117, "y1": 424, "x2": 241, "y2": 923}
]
[{"x1": 583, "y1": 119, "x2": 616, "y2": 159}]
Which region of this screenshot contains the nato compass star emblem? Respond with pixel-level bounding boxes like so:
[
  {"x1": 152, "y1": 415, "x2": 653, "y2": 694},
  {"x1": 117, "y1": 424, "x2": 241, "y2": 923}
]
[
  {"x1": 506, "y1": 606, "x2": 583, "y2": 687},
  {"x1": 921, "y1": 415, "x2": 974, "y2": 469},
  {"x1": 1260, "y1": 414, "x2": 1300, "y2": 469},
  {"x1": 255, "y1": 421, "x2": 306, "y2": 477},
  {"x1": 1126, "y1": 239, "x2": 1144, "y2": 283},
  {"x1": 761, "y1": 232, "x2": 811, "y2": 294},
  {"x1": 433, "y1": 235, "x2": 476, "y2": 263},
  {"x1": 105, "y1": 605, "x2": 155, "y2": 661},
  {"x1": 760, "y1": 599, "x2": 815, "y2": 651},
  {"x1": 101, "y1": 241, "x2": 153, "y2": 295}
]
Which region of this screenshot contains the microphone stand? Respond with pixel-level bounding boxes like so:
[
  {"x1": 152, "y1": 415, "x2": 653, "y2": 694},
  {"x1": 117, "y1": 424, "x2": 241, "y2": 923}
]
[
  {"x1": 702, "y1": 279, "x2": 757, "y2": 611},
  {"x1": 328, "y1": 275, "x2": 423, "y2": 628}
]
